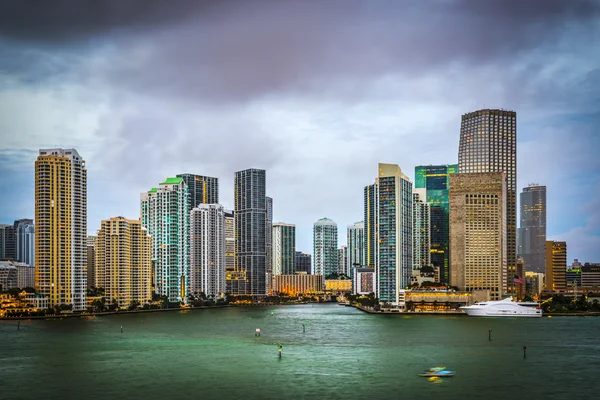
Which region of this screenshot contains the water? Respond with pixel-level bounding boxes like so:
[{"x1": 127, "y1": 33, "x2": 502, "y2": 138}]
[{"x1": 1, "y1": 304, "x2": 599, "y2": 400}]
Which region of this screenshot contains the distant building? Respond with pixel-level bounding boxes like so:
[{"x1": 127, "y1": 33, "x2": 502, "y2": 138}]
[
  {"x1": 412, "y1": 189, "x2": 431, "y2": 269},
  {"x1": 15, "y1": 219, "x2": 34, "y2": 265},
  {"x1": 405, "y1": 289, "x2": 472, "y2": 311},
  {"x1": 266, "y1": 196, "x2": 273, "y2": 294},
  {"x1": 0, "y1": 262, "x2": 18, "y2": 290},
  {"x1": 86, "y1": 235, "x2": 96, "y2": 290},
  {"x1": 364, "y1": 184, "x2": 378, "y2": 268},
  {"x1": 272, "y1": 223, "x2": 296, "y2": 276},
  {"x1": 190, "y1": 204, "x2": 226, "y2": 297},
  {"x1": 525, "y1": 272, "x2": 545, "y2": 297},
  {"x1": 295, "y1": 252, "x2": 311, "y2": 274},
  {"x1": 582, "y1": 263, "x2": 600, "y2": 288},
  {"x1": 450, "y1": 172, "x2": 507, "y2": 300},
  {"x1": 177, "y1": 173, "x2": 219, "y2": 210},
  {"x1": 313, "y1": 218, "x2": 338, "y2": 276},
  {"x1": 273, "y1": 273, "x2": 323, "y2": 296},
  {"x1": 414, "y1": 164, "x2": 458, "y2": 283},
  {"x1": 545, "y1": 241, "x2": 566, "y2": 292},
  {"x1": 141, "y1": 177, "x2": 189, "y2": 302},
  {"x1": 95, "y1": 217, "x2": 152, "y2": 308},
  {"x1": 347, "y1": 221, "x2": 365, "y2": 274},
  {"x1": 517, "y1": 185, "x2": 546, "y2": 273},
  {"x1": 224, "y1": 210, "x2": 235, "y2": 271},
  {"x1": 35, "y1": 148, "x2": 87, "y2": 311},
  {"x1": 566, "y1": 267, "x2": 582, "y2": 288},
  {"x1": 376, "y1": 163, "x2": 413, "y2": 306},
  {"x1": 337, "y1": 245, "x2": 348, "y2": 276},
  {"x1": 325, "y1": 279, "x2": 352, "y2": 293},
  {"x1": 225, "y1": 270, "x2": 247, "y2": 296},
  {"x1": 353, "y1": 268, "x2": 374, "y2": 295},
  {"x1": 0, "y1": 224, "x2": 16, "y2": 260},
  {"x1": 516, "y1": 257, "x2": 526, "y2": 300},
  {"x1": 459, "y1": 109, "x2": 517, "y2": 295},
  {"x1": 17, "y1": 264, "x2": 35, "y2": 289}
]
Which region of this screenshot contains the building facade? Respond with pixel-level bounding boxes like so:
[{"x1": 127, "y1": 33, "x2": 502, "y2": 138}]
[
  {"x1": 273, "y1": 273, "x2": 324, "y2": 296},
  {"x1": 177, "y1": 173, "x2": 219, "y2": 210},
  {"x1": 224, "y1": 210, "x2": 235, "y2": 271},
  {"x1": 190, "y1": 204, "x2": 226, "y2": 297},
  {"x1": 517, "y1": 185, "x2": 546, "y2": 273},
  {"x1": 86, "y1": 235, "x2": 96, "y2": 290},
  {"x1": 582, "y1": 263, "x2": 600, "y2": 288},
  {"x1": 35, "y1": 148, "x2": 87, "y2": 311},
  {"x1": 141, "y1": 177, "x2": 189, "y2": 302},
  {"x1": 347, "y1": 221, "x2": 365, "y2": 273},
  {"x1": 15, "y1": 219, "x2": 34, "y2": 265},
  {"x1": 295, "y1": 252, "x2": 311, "y2": 274},
  {"x1": 313, "y1": 218, "x2": 338, "y2": 276},
  {"x1": 235, "y1": 169, "x2": 267, "y2": 296},
  {"x1": 353, "y1": 268, "x2": 375, "y2": 295},
  {"x1": 0, "y1": 224, "x2": 16, "y2": 260},
  {"x1": 376, "y1": 163, "x2": 413, "y2": 306},
  {"x1": 412, "y1": 189, "x2": 431, "y2": 269},
  {"x1": 545, "y1": 241, "x2": 566, "y2": 292},
  {"x1": 17, "y1": 263, "x2": 35, "y2": 289},
  {"x1": 266, "y1": 196, "x2": 273, "y2": 294},
  {"x1": 364, "y1": 184, "x2": 378, "y2": 268},
  {"x1": 337, "y1": 245, "x2": 348, "y2": 276},
  {"x1": 0, "y1": 262, "x2": 18, "y2": 290},
  {"x1": 95, "y1": 217, "x2": 152, "y2": 308},
  {"x1": 449, "y1": 172, "x2": 507, "y2": 300},
  {"x1": 458, "y1": 109, "x2": 516, "y2": 295},
  {"x1": 414, "y1": 164, "x2": 458, "y2": 283},
  {"x1": 272, "y1": 223, "x2": 296, "y2": 276}
]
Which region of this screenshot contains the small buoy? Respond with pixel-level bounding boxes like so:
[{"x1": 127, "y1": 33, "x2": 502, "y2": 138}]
[{"x1": 547, "y1": 316, "x2": 552, "y2": 319}]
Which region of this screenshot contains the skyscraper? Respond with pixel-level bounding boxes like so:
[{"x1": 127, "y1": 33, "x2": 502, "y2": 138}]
[
  {"x1": 412, "y1": 189, "x2": 431, "y2": 269},
  {"x1": 458, "y1": 109, "x2": 516, "y2": 295},
  {"x1": 95, "y1": 217, "x2": 152, "y2": 308},
  {"x1": 224, "y1": 210, "x2": 235, "y2": 271},
  {"x1": 313, "y1": 218, "x2": 338, "y2": 276},
  {"x1": 0, "y1": 224, "x2": 16, "y2": 260},
  {"x1": 272, "y1": 223, "x2": 296, "y2": 276},
  {"x1": 364, "y1": 184, "x2": 378, "y2": 268},
  {"x1": 35, "y1": 148, "x2": 87, "y2": 311},
  {"x1": 177, "y1": 174, "x2": 219, "y2": 211},
  {"x1": 235, "y1": 169, "x2": 267, "y2": 296},
  {"x1": 141, "y1": 177, "x2": 189, "y2": 302},
  {"x1": 86, "y1": 235, "x2": 96, "y2": 290},
  {"x1": 517, "y1": 185, "x2": 546, "y2": 273},
  {"x1": 347, "y1": 221, "x2": 365, "y2": 273},
  {"x1": 449, "y1": 173, "x2": 507, "y2": 300},
  {"x1": 266, "y1": 196, "x2": 273, "y2": 294},
  {"x1": 338, "y1": 245, "x2": 348, "y2": 276},
  {"x1": 15, "y1": 219, "x2": 34, "y2": 265},
  {"x1": 376, "y1": 163, "x2": 413, "y2": 306},
  {"x1": 190, "y1": 204, "x2": 226, "y2": 297},
  {"x1": 295, "y1": 252, "x2": 312, "y2": 274},
  {"x1": 414, "y1": 164, "x2": 458, "y2": 282},
  {"x1": 545, "y1": 241, "x2": 566, "y2": 292}
]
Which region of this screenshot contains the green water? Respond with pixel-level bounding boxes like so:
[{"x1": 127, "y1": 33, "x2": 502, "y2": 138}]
[{"x1": 1, "y1": 304, "x2": 599, "y2": 400}]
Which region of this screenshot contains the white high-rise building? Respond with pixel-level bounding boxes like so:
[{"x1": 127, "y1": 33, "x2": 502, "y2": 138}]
[
  {"x1": 313, "y1": 218, "x2": 338, "y2": 276},
  {"x1": 35, "y1": 148, "x2": 87, "y2": 311},
  {"x1": 272, "y1": 223, "x2": 296, "y2": 276},
  {"x1": 141, "y1": 177, "x2": 189, "y2": 302},
  {"x1": 412, "y1": 189, "x2": 431, "y2": 269},
  {"x1": 190, "y1": 204, "x2": 226, "y2": 297},
  {"x1": 347, "y1": 221, "x2": 365, "y2": 273},
  {"x1": 375, "y1": 163, "x2": 413, "y2": 306}
]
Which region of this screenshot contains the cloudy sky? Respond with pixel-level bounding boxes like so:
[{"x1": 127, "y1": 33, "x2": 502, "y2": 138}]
[{"x1": 0, "y1": 0, "x2": 599, "y2": 262}]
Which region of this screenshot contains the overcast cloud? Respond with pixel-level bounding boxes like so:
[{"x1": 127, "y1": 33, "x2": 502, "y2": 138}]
[{"x1": 0, "y1": 0, "x2": 599, "y2": 262}]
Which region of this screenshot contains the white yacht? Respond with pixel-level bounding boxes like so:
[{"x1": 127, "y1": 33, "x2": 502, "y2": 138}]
[{"x1": 460, "y1": 298, "x2": 542, "y2": 317}]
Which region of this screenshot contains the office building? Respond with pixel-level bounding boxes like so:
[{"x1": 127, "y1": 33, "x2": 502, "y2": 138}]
[
  {"x1": 17, "y1": 263, "x2": 35, "y2": 289},
  {"x1": 86, "y1": 235, "x2": 96, "y2": 290},
  {"x1": 582, "y1": 263, "x2": 600, "y2": 288},
  {"x1": 458, "y1": 109, "x2": 517, "y2": 295},
  {"x1": 0, "y1": 224, "x2": 16, "y2": 260},
  {"x1": 266, "y1": 196, "x2": 273, "y2": 294},
  {"x1": 376, "y1": 163, "x2": 413, "y2": 306},
  {"x1": 412, "y1": 189, "x2": 431, "y2": 269},
  {"x1": 525, "y1": 271, "x2": 545, "y2": 297},
  {"x1": 414, "y1": 164, "x2": 458, "y2": 283},
  {"x1": 517, "y1": 185, "x2": 546, "y2": 273},
  {"x1": 177, "y1": 173, "x2": 219, "y2": 211},
  {"x1": 141, "y1": 177, "x2": 189, "y2": 302},
  {"x1": 95, "y1": 217, "x2": 152, "y2": 308},
  {"x1": 338, "y1": 245, "x2": 348, "y2": 276},
  {"x1": 353, "y1": 268, "x2": 375, "y2": 295},
  {"x1": 364, "y1": 184, "x2": 378, "y2": 268},
  {"x1": 272, "y1": 223, "x2": 296, "y2": 276},
  {"x1": 545, "y1": 241, "x2": 566, "y2": 292},
  {"x1": 313, "y1": 218, "x2": 338, "y2": 276},
  {"x1": 295, "y1": 251, "x2": 311, "y2": 274},
  {"x1": 35, "y1": 148, "x2": 87, "y2": 311},
  {"x1": 0, "y1": 262, "x2": 18, "y2": 290},
  {"x1": 449, "y1": 172, "x2": 507, "y2": 300},
  {"x1": 15, "y1": 219, "x2": 34, "y2": 265},
  {"x1": 235, "y1": 168, "x2": 267, "y2": 296},
  {"x1": 273, "y1": 273, "x2": 323, "y2": 296},
  {"x1": 566, "y1": 267, "x2": 582, "y2": 288},
  {"x1": 190, "y1": 204, "x2": 226, "y2": 297},
  {"x1": 224, "y1": 210, "x2": 235, "y2": 271},
  {"x1": 347, "y1": 221, "x2": 365, "y2": 273}
]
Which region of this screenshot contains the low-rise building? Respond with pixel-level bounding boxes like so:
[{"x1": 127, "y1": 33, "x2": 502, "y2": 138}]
[
  {"x1": 582, "y1": 263, "x2": 600, "y2": 289},
  {"x1": 405, "y1": 289, "x2": 472, "y2": 312},
  {"x1": 353, "y1": 268, "x2": 374, "y2": 295},
  {"x1": 273, "y1": 273, "x2": 323, "y2": 296},
  {"x1": 325, "y1": 279, "x2": 352, "y2": 294}
]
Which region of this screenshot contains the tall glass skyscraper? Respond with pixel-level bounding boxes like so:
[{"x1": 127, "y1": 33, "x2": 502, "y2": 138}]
[
  {"x1": 235, "y1": 169, "x2": 267, "y2": 296},
  {"x1": 517, "y1": 185, "x2": 546, "y2": 273},
  {"x1": 15, "y1": 219, "x2": 34, "y2": 265},
  {"x1": 376, "y1": 163, "x2": 413, "y2": 306},
  {"x1": 313, "y1": 218, "x2": 338, "y2": 276},
  {"x1": 347, "y1": 221, "x2": 365, "y2": 273},
  {"x1": 177, "y1": 173, "x2": 219, "y2": 211},
  {"x1": 414, "y1": 164, "x2": 457, "y2": 282},
  {"x1": 458, "y1": 109, "x2": 517, "y2": 295},
  {"x1": 412, "y1": 189, "x2": 430, "y2": 269},
  {"x1": 272, "y1": 223, "x2": 296, "y2": 276},
  {"x1": 363, "y1": 184, "x2": 378, "y2": 268}
]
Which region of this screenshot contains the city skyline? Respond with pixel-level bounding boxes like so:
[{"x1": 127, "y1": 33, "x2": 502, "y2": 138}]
[{"x1": 0, "y1": 1, "x2": 599, "y2": 262}]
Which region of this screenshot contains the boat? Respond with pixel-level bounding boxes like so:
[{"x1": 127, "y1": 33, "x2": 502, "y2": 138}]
[
  {"x1": 460, "y1": 298, "x2": 542, "y2": 317},
  {"x1": 419, "y1": 367, "x2": 455, "y2": 377}
]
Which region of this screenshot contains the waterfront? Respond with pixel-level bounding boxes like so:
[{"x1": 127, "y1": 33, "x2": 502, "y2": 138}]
[{"x1": 1, "y1": 304, "x2": 599, "y2": 400}]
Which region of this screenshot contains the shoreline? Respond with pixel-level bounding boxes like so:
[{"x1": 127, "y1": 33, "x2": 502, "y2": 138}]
[{"x1": 352, "y1": 304, "x2": 600, "y2": 317}]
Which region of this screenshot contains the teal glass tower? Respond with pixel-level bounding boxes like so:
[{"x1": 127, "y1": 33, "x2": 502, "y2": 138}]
[{"x1": 414, "y1": 164, "x2": 458, "y2": 283}]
